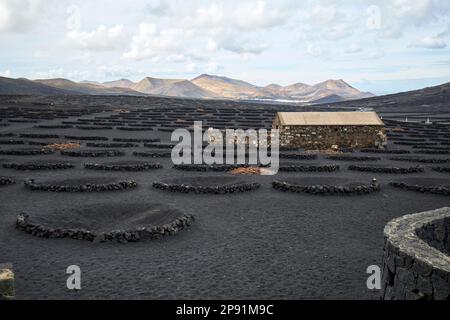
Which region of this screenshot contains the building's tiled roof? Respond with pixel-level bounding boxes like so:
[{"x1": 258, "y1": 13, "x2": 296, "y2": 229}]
[{"x1": 276, "y1": 112, "x2": 384, "y2": 126}]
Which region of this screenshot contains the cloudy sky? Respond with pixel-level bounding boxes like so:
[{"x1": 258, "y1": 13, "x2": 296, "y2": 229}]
[{"x1": 0, "y1": 0, "x2": 449, "y2": 95}]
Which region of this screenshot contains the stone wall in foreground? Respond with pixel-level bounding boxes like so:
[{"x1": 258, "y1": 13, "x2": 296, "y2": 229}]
[
  {"x1": 381, "y1": 207, "x2": 450, "y2": 300},
  {"x1": 277, "y1": 125, "x2": 386, "y2": 149}
]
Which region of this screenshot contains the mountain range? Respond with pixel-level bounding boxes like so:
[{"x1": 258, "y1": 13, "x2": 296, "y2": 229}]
[{"x1": 0, "y1": 74, "x2": 374, "y2": 103}]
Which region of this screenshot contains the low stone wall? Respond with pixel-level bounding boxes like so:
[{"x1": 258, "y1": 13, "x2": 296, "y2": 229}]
[
  {"x1": 348, "y1": 165, "x2": 424, "y2": 174},
  {"x1": 86, "y1": 142, "x2": 138, "y2": 148},
  {"x1": 278, "y1": 125, "x2": 386, "y2": 149},
  {"x1": 3, "y1": 162, "x2": 74, "y2": 171},
  {"x1": 133, "y1": 151, "x2": 172, "y2": 158},
  {"x1": 0, "y1": 263, "x2": 14, "y2": 299},
  {"x1": 272, "y1": 179, "x2": 380, "y2": 196},
  {"x1": 279, "y1": 164, "x2": 340, "y2": 172},
  {"x1": 390, "y1": 182, "x2": 450, "y2": 195},
  {"x1": 24, "y1": 179, "x2": 137, "y2": 192},
  {"x1": 20, "y1": 134, "x2": 59, "y2": 139},
  {"x1": 153, "y1": 181, "x2": 260, "y2": 194},
  {"x1": 0, "y1": 140, "x2": 25, "y2": 145},
  {"x1": 415, "y1": 150, "x2": 450, "y2": 155},
  {"x1": 64, "y1": 135, "x2": 109, "y2": 141},
  {"x1": 381, "y1": 207, "x2": 450, "y2": 300},
  {"x1": 390, "y1": 157, "x2": 450, "y2": 164},
  {"x1": 84, "y1": 162, "x2": 162, "y2": 171},
  {"x1": 113, "y1": 138, "x2": 160, "y2": 143},
  {"x1": 173, "y1": 164, "x2": 251, "y2": 172},
  {"x1": 360, "y1": 149, "x2": 410, "y2": 154},
  {"x1": 279, "y1": 153, "x2": 318, "y2": 160},
  {"x1": 61, "y1": 149, "x2": 125, "y2": 157},
  {"x1": 0, "y1": 177, "x2": 15, "y2": 186},
  {"x1": 16, "y1": 213, "x2": 195, "y2": 243},
  {"x1": 432, "y1": 167, "x2": 450, "y2": 173},
  {"x1": 326, "y1": 155, "x2": 381, "y2": 162},
  {"x1": 0, "y1": 148, "x2": 55, "y2": 156}
]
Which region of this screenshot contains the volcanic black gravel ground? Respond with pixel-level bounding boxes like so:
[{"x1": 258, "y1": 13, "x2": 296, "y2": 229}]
[{"x1": 0, "y1": 95, "x2": 449, "y2": 300}]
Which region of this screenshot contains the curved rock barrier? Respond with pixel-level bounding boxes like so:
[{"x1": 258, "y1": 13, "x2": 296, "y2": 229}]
[
  {"x1": 348, "y1": 165, "x2": 424, "y2": 174},
  {"x1": 86, "y1": 142, "x2": 138, "y2": 148},
  {"x1": 3, "y1": 161, "x2": 74, "y2": 171},
  {"x1": 432, "y1": 167, "x2": 450, "y2": 173},
  {"x1": 0, "y1": 177, "x2": 15, "y2": 186},
  {"x1": 84, "y1": 161, "x2": 162, "y2": 171},
  {"x1": 133, "y1": 151, "x2": 172, "y2": 158},
  {"x1": 0, "y1": 133, "x2": 15, "y2": 138},
  {"x1": 0, "y1": 140, "x2": 25, "y2": 145},
  {"x1": 326, "y1": 155, "x2": 381, "y2": 162},
  {"x1": 279, "y1": 153, "x2": 318, "y2": 160},
  {"x1": 173, "y1": 164, "x2": 251, "y2": 172},
  {"x1": 279, "y1": 164, "x2": 340, "y2": 172},
  {"x1": 389, "y1": 157, "x2": 450, "y2": 164},
  {"x1": 414, "y1": 150, "x2": 450, "y2": 155},
  {"x1": 360, "y1": 149, "x2": 410, "y2": 154},
  {"x1": 76, "y1": 126, "x2": 113, "y2": 130},
  {"x1": 116, "y1": 126, "x2": 154, "y2": 131},
  {"x1": 272, "y1": 177, "x2": 380, "y2": 196},
  {"x1": 61, "y1": 149, "x2": 125, "y2": 157},
  {"x1": 64, "y1": 135, "x2": 109, "y2": 141},
  {"x1": 153, "y1": 176, "x2": 260, "y2": 194},
  {"x1": 34, "y1": 124, "x2": 73, "y2": 129},
  {"x1": 113, "y1": 138, "x2": 160, "y2": 143},
  {"x1": 20, "y1": 134, "x2": 59, "y2": 139},
  {"x1": 381, "y1": 207, "x2": 450, "y2": 300},
  {"x1": 390, "y1": 179, "x2": 450, "y2": 196},
  {"x1": 0, "y1": 148, "x2": 55, "y2": 156},
  {"x1": 15, "y1": 203, "x2": 195, "y2": 243},
  {"x1": 24, "y1": 178, "x2": 137, "y2": 192}
]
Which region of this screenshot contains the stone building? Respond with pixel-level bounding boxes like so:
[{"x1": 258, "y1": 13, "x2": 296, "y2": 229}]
[{"x1": 273, "y1": 111, "x2": 386, "y2": 149}]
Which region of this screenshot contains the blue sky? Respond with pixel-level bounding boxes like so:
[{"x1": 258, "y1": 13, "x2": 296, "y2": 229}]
[{"x1": 0, "y1": 0, "x2": 449, "y2": 95}]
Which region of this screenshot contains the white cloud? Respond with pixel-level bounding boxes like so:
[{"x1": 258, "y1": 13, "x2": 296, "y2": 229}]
[
  {"x1": 410, "y1": 37, "x2": 447, "y2": 49},
  {"x1": 33, "y1": 50, "x2": 49, "y2": 58},
  {"x1": 124, "y1": 24, "x2": 184, "y2": 60},
  {"x1": 0, "y1": 69, "x2": 11, "y2": 77},
  {"x1": 344, "y1": 43, "x2": 362, "y2": 54},
  {"x1": 367, "y1": 50, "x2": 385, "y2": 60},
  {"x1": 0, "y1": 0, "x2": 46, "y2": 33},
  {"x1": 307, "y1": 44, "x2": 330, "y2": 58},
  {"x1": 311, "y1": 4, "x2": 336, "y2": 24},
  {"x1": 66, "y1": 24, "x2": 127, "y2": 51},
  {"x1": 144, "y1": 0, "x2": 170, "y2": 16},
  {"x1": 184, "y1": 62, "x2": 223, "y2": 74}
]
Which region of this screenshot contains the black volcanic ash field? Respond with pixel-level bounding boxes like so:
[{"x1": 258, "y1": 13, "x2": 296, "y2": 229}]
[{"x1": 0, "y1": 95, "x2": 449, "y2": 299}]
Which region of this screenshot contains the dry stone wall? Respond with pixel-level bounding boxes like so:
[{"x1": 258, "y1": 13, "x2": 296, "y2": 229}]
[
  {"x1": 278, "y1": 125, "x2": 385, "y2": 149},
  {"x1": 381, "y1": 207, "x2": 450, "y2": 300}
]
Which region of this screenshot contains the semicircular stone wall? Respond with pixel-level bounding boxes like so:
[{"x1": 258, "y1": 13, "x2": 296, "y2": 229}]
[{"x1": 381, "y1": 207, "x2": 450, "y2": 300}]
